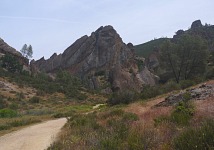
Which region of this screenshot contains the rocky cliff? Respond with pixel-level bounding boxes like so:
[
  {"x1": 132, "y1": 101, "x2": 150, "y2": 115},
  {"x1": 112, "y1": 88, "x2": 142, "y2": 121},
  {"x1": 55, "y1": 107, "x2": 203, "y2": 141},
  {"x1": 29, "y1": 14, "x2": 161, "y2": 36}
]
[
  {"x1": 0, "y1": 38, "x2": 28, "y2": 65},
  {"x1": 31, "y1": 26, "x2": 156, "y2": 92}
]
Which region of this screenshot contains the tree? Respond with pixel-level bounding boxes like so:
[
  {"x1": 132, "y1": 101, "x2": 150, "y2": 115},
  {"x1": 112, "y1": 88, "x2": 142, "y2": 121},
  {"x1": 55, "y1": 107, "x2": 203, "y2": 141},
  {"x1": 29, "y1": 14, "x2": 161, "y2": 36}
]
[
  {"x1": 20, "y1": 44, "x2": 33, "y2": 59},
  {"x1": 160, "y1": 34, "x2": 208, "y2": 83}
]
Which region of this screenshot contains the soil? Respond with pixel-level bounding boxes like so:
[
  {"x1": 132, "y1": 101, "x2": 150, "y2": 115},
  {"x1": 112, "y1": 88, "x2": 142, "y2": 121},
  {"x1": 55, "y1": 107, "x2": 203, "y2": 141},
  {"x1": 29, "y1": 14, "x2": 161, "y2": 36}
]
[{"x1": 0, "y1": 118, "x2": 67, "y2": 150}]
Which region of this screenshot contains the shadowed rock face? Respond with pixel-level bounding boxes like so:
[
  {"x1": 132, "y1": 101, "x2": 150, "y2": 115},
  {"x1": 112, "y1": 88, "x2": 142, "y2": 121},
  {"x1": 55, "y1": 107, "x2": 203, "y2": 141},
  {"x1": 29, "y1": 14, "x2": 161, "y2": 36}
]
[{"x1": 31, "y1": 26, "x2": 156, "y2": 92}]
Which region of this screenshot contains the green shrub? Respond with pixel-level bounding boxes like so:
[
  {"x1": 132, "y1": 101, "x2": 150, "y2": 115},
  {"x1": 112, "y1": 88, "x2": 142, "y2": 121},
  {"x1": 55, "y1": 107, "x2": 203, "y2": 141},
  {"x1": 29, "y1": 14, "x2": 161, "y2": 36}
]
[
  {"x1": 174, "y1": 120, "x2": 214, "y2": 150},
  {"x1": 0, "y1": 54, "x2": 23, "y2": 73},
  {"x1": 108, "y1": 92, "x2": 138, "y2": 105},
  {"x1": 0, "y1": 108, "x2": 17, "y2": 118},
  {"x1": 170, "y1": 101, "x2": 194, "y2": 126},
  {"x1": 0, "y1": 124, "x2": 11, "y2": 130},
  {"x1": 163, "y1": 80, "x2": 180, "y2": 92},
  {"x1": 154, "y1": 101, "x2": 194, "y2": 126},
  {"x1": 25, "y1": 109, "x2": 53, "y2": 116},
  {"x1": 141, "y1": 85, "x2": 163, "y2": 100},
  {"x1": 179, "y1": 80, "x2": 195, "y2": 89}
]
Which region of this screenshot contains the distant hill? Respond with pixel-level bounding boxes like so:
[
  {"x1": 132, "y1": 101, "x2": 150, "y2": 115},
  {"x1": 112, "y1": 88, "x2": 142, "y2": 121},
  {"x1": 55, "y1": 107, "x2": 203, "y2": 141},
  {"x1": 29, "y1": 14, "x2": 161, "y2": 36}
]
[
  {"x1": 134, "y1": 38, "x2": 168, "y2": 58},
  {"x1": 134, "y1": 20, "x2": 214, "y2": 59}
]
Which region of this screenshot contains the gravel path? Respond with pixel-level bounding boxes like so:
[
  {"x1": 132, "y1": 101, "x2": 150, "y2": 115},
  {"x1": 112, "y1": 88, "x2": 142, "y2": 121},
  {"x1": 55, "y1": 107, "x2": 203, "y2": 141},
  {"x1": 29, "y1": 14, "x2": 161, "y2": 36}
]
[{"x1": 0, "y1": 118, "x2": 67, "y2": 150}]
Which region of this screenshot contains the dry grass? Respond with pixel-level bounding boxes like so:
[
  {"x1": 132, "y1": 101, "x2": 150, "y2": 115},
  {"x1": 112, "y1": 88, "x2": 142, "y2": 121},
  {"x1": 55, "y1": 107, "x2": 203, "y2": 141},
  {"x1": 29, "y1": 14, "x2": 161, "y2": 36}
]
[{"x1": 125, "y1": 98, "x2": 173, "y2": 125}]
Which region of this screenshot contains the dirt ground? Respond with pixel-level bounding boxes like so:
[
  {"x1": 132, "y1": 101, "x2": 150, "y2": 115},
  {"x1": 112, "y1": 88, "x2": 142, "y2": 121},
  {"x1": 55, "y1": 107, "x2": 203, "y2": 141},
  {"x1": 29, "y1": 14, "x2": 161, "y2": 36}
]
[{"x1": 0, "y1": 118, "x2": 67, "y2": 150}]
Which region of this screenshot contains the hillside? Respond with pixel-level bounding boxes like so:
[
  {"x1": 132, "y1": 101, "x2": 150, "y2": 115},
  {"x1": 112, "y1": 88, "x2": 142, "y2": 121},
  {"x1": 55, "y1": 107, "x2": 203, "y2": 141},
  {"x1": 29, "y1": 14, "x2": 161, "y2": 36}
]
[
  {"x1": 134, "y1": 38, "x2": 168, "y2": 58},
  {"x1": 135, "y1": 20, "x2": 214, "y2": 59},
  {"x1": 48, "y1": 80, "x2": 214, "y2": 149}
]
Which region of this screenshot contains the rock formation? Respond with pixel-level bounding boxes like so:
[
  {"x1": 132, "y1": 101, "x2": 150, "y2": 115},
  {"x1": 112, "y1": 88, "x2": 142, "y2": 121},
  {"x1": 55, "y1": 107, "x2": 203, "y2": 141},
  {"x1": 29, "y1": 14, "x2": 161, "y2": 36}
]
[
  {"x1": 0, "y1": 38, "x2": 28, "y2": 65},
  {"x1": 191, "y1": 20, "x2": 203, "y2": 29},
  {"x1": 155, "y1": 83, "x2": 214, "y2": 107},
  {"x1": 31, "y1": 25, "x2": 156, "y2": 92}
]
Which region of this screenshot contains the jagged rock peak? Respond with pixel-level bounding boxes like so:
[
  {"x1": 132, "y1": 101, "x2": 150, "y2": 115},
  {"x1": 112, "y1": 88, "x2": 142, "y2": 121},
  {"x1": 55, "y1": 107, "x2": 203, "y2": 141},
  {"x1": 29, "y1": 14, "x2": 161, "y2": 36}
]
[
  {"x1": 191, "y1": 20, "x2": 203, "y2": 29},
  {"x1": 32, "y1": 25, "x2": 156, "y2": 92}
]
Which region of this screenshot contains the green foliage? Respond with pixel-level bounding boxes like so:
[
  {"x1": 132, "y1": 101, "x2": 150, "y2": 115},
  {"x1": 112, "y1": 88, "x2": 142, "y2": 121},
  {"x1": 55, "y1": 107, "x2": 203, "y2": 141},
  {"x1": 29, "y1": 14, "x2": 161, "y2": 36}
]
[
  {"x1": 0, "y1": 54, "x2": 22, "y2": 73},
  {"x1": 135, "y1": 38, "x2": 168, "y2": 58},
  {"x1": 141, "y1": 85, "x2": 163, "y2": 100},
  {"x1": 160, "y1": 34, "x2": 208, "y2": 83},
  {"x1": 56, "y1": 71, "x2": 85, "y2": 99},
  {"x1": 0, "y1": 108, "x2": 17, "y2": 118},
  {"x1": 20, "y1": 44, "x2": 33, "y2": 59},
  {"x1": 170, "y1": 101, "x2": 194, "y2": 126},
  {"x1": 141, "y1": 81, "x2": 180, "y2": 100},
  {"x1": 0, "y1": 68, "x2": 85, "y2": 100},
  {"x1": 154, "y1": 101, "x2": 194, "y2": 126},
  {"x1": 24, "y1": 109, "x2": 53, "y2": 116},
  {"x1": 174, "y1": 120, "x2": 214, "y2": 150},
  {"x1": 107, "y1": 91, "x2": 138, "y2": 105},
  {"x1": 179, "y1": 80, "x2": 195, "y2": 89}
]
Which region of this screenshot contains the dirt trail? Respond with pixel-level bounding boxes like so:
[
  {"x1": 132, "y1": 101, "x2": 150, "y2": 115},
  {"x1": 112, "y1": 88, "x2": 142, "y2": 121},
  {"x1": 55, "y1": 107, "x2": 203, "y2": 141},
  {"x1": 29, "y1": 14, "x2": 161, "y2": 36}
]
[{"x1": 0, "y1": 118, "x2": 67, "y2": 150}]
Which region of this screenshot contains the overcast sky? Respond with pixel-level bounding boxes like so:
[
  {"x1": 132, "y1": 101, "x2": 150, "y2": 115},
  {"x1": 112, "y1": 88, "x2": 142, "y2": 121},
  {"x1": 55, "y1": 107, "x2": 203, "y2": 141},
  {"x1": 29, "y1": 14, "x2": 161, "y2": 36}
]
[{"x1": 0, "y1": 0, "x2": 213, "y2": 60}]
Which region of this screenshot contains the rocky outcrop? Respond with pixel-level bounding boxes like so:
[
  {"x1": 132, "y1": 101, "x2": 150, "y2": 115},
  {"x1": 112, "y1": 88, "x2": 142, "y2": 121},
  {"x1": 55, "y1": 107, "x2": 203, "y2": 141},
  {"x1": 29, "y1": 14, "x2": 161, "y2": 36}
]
[
  {"x1": 155, "y1": 83, "x2": 214, "y2": 107},
  {"x1": 0, "y1": 38, "x2": 28, "y2": 65},
  {"x1": 191, "y1": 20, "x2": 203, "y2": 29},
  {"x1": 146, "y1": 49, "x2": 160, "y2": 71},
  {"x1": 31, "y1": 26, "x2": 156, "y2": 92}
]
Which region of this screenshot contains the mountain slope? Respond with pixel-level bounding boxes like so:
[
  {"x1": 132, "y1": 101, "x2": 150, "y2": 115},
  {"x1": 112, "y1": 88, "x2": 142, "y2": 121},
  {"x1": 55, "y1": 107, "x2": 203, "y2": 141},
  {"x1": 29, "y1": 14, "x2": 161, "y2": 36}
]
[{"x1": 134, "y1": 38, "x2": 168, "y2": 58}]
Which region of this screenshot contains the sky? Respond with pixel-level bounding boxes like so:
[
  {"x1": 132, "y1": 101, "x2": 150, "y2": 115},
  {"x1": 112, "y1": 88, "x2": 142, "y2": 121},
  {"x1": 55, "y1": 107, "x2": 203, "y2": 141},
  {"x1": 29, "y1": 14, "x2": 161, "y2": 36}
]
[{"x1": 0, "y1": 0, "x2": 214, "y2": 60}]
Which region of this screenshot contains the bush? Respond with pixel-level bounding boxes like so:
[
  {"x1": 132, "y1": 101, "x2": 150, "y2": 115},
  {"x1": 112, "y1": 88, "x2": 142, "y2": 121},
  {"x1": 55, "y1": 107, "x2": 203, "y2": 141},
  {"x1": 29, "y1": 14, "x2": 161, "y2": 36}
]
[
  {"x1": 141, "y1": 85, "x2": 162, "y2": 100},
  {"x1": 154, "y1": 101, "x2": 194, "y2": 126},
  {"x1": 174, "y1": 120, "x2": 214, "y2": 149},
  {"x1": 108, "y1": 92, "x2": 138, "y2": 105},
  {"x1": 179, "y1": 80, "x2": 195, "y2": 89},
  {"x1": 0, "y1": 108, "x2": 17, "y2": 118},
  {"x1": 29, "y1": 96, "x2": 40, "y2": 103},
  {"x1": 0, "y1": 54, "x2": 23, "y2": 73},
  {"x1": 171, "y1": 101, "x2": 194, "y2": 126}
]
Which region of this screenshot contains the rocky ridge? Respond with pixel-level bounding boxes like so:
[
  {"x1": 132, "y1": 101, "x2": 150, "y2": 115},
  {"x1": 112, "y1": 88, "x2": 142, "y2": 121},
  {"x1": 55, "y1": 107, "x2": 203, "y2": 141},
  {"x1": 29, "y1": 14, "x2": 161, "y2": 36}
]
[
  {"x1": 31, "y1": 26, "x2": 157, "y2": 92},
  {"x1": 0, "y1": 38, "x2": 28, "y2": 65}
]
